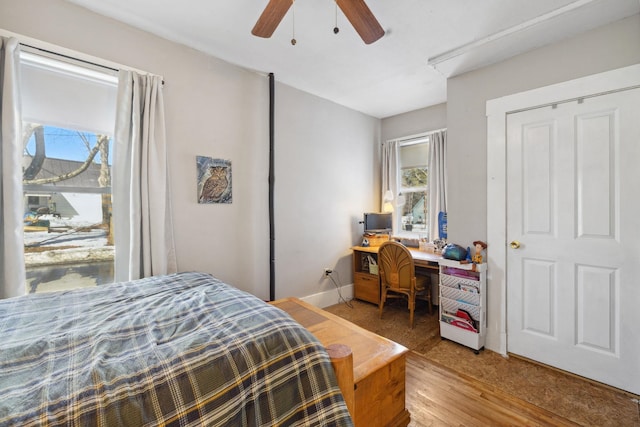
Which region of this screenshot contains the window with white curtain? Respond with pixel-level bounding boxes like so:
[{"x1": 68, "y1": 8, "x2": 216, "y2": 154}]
[
  {"x1": 19, "y1": 48, "x2": 118, "y2": 293},
  {"x1": 396, "y1": 135, "x2": 429, "y2": 239}
]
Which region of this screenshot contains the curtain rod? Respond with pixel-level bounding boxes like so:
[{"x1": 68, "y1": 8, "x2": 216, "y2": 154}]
[
  {"x1": 390, "y1": 127, "x2": 447, "y2": 146},
  {"x1": 20, "y1": 43, "x2": 119, "y2": 73},
  {"x1": 19, "y1": 42, "x2": 165, "y2": 85}
]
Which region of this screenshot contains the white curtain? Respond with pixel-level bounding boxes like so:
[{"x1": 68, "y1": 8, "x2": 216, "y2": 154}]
[
  {"x1": 113, "y1": 70, "x2": 176, "y2": 282},
  {"x1": 0, "y1": 37, "x2": 25, "y2": 299},
  {"x1": 428, "y1": 130, "x2": 447, "y2": 240},
  {"x1": 381, "y1": 140, "x2": 398, "y2": 228}
]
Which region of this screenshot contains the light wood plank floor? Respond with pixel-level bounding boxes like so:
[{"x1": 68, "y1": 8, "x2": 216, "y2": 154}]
[{"x1": 405, "y1": 352, "x2": 581, "y2": 426}]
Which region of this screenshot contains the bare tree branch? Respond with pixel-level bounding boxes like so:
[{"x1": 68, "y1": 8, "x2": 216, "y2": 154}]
[
  {"x1": 23, "y1": 126, "x2": 46, "y2": 180},
  {"x1": 22, "y1": 123, "x2": 41, "y2": 149},
  {"x1": 23, "y1": 139, "x2": 105, "y2": 185},
  {"x1": 97, "y1": 135, "x2": 110, "y2": 188}
]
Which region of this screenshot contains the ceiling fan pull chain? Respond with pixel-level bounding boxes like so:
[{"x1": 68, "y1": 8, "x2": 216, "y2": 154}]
[
  {"x1": 333, "y1": 1, "x2": 339, "y2": 34},
  {"x1": 291, "y1": 0, "x2": 297, "y2": 45}
]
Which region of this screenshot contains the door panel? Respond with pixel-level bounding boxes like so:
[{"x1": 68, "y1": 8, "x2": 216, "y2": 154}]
[
  {"x1": 522, "y1": 258, "x2": 555, "y2": 337},
  {"x1": 575, "y1": 264, "x2": 616, "y2": 354},
  {"x1": 522, "y1": 122, "x2": 554, "y2": 235},
  {"x1": 506, "y1": 88, "x2": 640, "y2": 395},
  {"x1": 576, "y1": 110, "x2": 616, "y2": 239}
]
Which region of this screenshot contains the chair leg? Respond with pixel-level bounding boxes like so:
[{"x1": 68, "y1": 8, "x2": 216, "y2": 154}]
[
  {"x1": 379, "y1": 289, "x2": 386, "y2": 319},
  {"x1": 408, "y1": 298, "x2": 415, "y2": 329}
]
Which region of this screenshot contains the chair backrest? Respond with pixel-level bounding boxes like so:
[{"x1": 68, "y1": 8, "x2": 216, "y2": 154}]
[{"x1": 377, "y1": 241, "x2": 416, "y2": 291}]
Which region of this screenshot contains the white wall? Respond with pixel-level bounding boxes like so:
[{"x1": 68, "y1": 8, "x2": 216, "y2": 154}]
[
  {"x1": 381, "y1": 103, "x2": 447, "y2": 142},
  {"x1": 445, "y1": 14, "x2": 640, "y2": 351},
  {"x1": 1, "y1": 0, "x2": 380, "y2": 301},
  {"x1": 274, "y1": 84, "x2": 380, "y2": 301}
]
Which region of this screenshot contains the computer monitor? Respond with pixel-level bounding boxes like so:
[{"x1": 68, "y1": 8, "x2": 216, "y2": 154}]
[{"x1": 363, "y1": 212, "x2": 392, "y2": 233}]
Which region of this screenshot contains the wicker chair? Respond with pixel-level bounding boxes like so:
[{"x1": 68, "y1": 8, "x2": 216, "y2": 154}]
[{"x1": 378, "y1": 241, "x2": 432, "y2": 328}]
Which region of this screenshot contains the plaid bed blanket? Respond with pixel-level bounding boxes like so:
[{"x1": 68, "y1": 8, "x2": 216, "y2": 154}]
[{"x1": 0, "y1": 272, "x2": 353, "y2": 426}]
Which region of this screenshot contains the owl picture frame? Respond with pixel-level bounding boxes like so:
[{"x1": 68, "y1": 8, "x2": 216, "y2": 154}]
[{"x1": 197, "y1": 156, "x2": 232, "y2": 204}]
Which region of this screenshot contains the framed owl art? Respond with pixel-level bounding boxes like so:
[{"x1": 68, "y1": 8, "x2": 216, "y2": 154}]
[{"x1": 196, "y1": 156, "x2": 232, "y2": 204}]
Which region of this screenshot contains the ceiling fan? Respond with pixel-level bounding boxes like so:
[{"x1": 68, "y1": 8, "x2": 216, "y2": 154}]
[{"x1": 252, "y1": 0, "x2": 385, "y2": 45}]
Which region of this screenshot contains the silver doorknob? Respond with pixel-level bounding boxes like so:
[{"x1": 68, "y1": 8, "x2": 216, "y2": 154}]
[{"x1": 510, "y1": 240, "x2": 521, "y2": 249}]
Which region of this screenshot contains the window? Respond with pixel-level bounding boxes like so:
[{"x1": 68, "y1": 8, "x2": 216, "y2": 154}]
[
  {"x1": 395, "y1": 136, "x2": 429, "y2": 239},
  {"x1": 19, "y1": 48, "x2": 118, "y2": 293}
]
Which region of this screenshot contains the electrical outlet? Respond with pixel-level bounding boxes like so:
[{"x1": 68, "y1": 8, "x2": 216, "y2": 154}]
[{"x1": 324, "y1": 268, "x2": 332, "y2": 276}]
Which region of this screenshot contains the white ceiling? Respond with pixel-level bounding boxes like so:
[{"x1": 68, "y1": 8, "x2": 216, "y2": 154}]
[{"x1": 65, "y1": 0, "x2": 639, "y2": 118}]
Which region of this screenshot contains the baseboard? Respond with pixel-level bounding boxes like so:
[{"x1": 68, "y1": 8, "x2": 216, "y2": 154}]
[{"x1": 301, "y1": 284, "x2": 354, "y2": 309}]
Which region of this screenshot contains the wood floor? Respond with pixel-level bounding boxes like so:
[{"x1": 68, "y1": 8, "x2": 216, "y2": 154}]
[
  {"x1": 324, "y1": 299, "x2": 640, "y2": 426},
  {"x1": 405, "y1": 352, "x2": 581, "y2": 426}
]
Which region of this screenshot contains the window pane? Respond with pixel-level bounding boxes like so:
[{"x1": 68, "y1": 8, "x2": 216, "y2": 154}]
[
  {"x1": 396, "y1": 139, "x2": 429, "y2": 238},
  {"x1": 23, "y1": 125, "x2": 114, "y2": 293},
  {"x1": 18, "y1": 52, "x2": 118, "y2": 294}
]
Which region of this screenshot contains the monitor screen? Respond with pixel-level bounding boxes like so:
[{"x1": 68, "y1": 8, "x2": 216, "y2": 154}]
[{"x1": 363, "y1": 212, "x2": 392, "y2": 233}]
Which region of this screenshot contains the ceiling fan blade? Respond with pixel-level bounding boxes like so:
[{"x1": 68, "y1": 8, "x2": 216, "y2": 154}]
[
  {"x1": 336, "y1": 0, "x2": 385, "y2": 44},
  {"x1": 252, "y1": 0, "x2": 293, "y2": 38}
]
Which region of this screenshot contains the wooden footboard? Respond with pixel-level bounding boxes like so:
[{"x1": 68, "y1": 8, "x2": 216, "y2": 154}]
[
  {"x1": 270, "y1": 298, "x2": 410, "y2": 427},
  {"x1": 326, "y1": 344, "x2": 355, "y2": 417}
]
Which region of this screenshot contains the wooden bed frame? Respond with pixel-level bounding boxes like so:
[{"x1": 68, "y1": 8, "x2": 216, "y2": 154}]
[{"x1": 271, "y1": 298, "x2": 410, "y2": 427}]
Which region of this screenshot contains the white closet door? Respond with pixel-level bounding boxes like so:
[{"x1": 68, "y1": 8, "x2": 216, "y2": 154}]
[{"x1": 506, "y1": 88, "x2": 640, "y2": 395}]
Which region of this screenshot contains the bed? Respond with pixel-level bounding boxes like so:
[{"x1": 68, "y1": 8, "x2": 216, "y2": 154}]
[{"x1": 0, "y1": 272, "x2": 353, "y2": 426}]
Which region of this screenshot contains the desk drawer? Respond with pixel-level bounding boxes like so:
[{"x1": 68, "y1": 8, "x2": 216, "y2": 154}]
[{"x1": 354, "y1": 272, "x2": 380, "y2": 304}]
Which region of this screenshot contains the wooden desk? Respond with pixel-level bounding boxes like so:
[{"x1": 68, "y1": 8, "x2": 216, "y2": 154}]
[
  {"x1": 352, "y1": 245, "x2": 442, "y2": 304},
  {"x1": 353, "y1": 245, "x2": 441, "y2": 269},
  {"x1": 271, "y1": 297, "x2": 410, "y2": 427}
]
